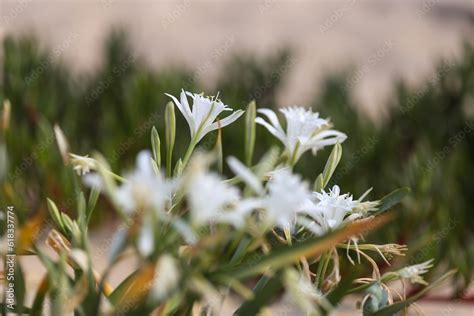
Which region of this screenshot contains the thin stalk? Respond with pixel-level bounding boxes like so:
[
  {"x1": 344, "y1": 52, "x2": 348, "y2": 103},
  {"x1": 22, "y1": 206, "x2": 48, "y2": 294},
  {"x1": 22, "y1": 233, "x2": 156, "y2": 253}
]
[
  {"x1": 315, "y1": 251, "x2": 331, "y2": 288},
  {"x1": 181, "y1": 137, "x2": 198, "y2": 169}
]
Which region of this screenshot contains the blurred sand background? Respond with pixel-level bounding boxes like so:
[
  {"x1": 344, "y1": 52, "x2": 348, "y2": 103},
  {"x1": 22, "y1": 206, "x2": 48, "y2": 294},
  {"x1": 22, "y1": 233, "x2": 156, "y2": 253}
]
[
  {"x1": 1, "y1": 0, "x2": 474, "y2": 314},
  {"x1": 1, "y1": 0, "x2": 473, "y2": 117}
]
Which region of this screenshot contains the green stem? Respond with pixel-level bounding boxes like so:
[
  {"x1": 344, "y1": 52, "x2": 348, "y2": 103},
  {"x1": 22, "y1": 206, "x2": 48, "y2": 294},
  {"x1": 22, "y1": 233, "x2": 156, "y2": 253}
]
[
  {"x1": 316, "y1": 251, "x2": 331, "y2": 288},
  {"x1": 181, "y1": 137, "x2": 198, "y2": 169}
]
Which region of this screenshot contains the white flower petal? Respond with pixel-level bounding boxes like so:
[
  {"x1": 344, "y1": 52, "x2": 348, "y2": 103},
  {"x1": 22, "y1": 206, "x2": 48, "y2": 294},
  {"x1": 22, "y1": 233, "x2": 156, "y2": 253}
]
[
  {"x1": 227, "y1": 156, "x2": 263, "y2": 194},
  {"x1": 137, "y1": 219, "x2": 154, "y2": 257},
  {"x1": 258, "y1": 108, "x2": 284, "y2": 133},
  {"x1": 165, "y1": 92, "x2": 194, "y2": 133},
  {"x1": 255, "y1": 117, "x2": 286, "y2": 142}
]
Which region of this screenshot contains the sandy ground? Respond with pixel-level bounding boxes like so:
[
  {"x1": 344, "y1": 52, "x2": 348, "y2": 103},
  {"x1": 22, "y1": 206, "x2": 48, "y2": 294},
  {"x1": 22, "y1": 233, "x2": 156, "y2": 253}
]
[{"x1": 1, "y1": 0, "x2": 473, "y2": 118}]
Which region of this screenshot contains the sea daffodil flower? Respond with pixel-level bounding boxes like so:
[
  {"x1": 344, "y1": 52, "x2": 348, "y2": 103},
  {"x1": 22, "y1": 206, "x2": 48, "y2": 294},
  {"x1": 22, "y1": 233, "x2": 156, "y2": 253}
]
[
  {"x1": 166, "y1": 90, "x2": 244, "y2": 143},
  {"x1": 256, "y1": 106, "x2": 347, "y2": 165}
]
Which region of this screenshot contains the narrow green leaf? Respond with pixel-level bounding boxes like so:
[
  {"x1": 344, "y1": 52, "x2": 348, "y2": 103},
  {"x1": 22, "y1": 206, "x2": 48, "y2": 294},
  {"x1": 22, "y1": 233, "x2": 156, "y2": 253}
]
[
  {"x1": 0, "y1": 304, "x2": 31, "y2": 314},
  {"x1": 77, "y1": 192, "x2": 87, "y2": 230},
  {"x1": 173, "y1": 159, "x2": 183, "y2": 177},
  {"x1": 244, "y1": 101, "x2": 256, "y2": 166},
  {"x1": 220, "y1": 216, "x2": 391, "y2": 280},
  {"x1": 321, "y1": 271, "x2": 357, "y2": 315},
  {"x1": 12, "y1": 261, "x2": 26, "y2": 313},
  {"x1": 370, "y1": 270, "x2": 456, "y2": 316},
  {"x1": 377, "y1": 187, "x2": 410, "y2": 213},
  {"x1": 86, "y1": 187, "x2": 100, "y2": 225},
  {"x1": 165, "y1": 102, "x2": 176, "y2": 178},
  {"x1": 322, "y1": 143, "x2": 342, "y2": 188},
  {"x1": 151, "y1": 126, "x2": 161, "y2": 169},
  {"x1": 255, "y1": 146, "x2": 280, "y2": 178},
  {"x1": 313, "y1": 173, "x2": 324, "y2": 192},
  {"x1": 61, "y1": 213, "x2": 74, "y2": 235},
  {"x1": 234, "y1": 275, "x2": 282, "y2": 316},
  {"x1": 30, "y1": 276, "x2": 48, "y2": 316},
  {"x1": 47, "y1": 198, "x2": 65, "y2": 233}
]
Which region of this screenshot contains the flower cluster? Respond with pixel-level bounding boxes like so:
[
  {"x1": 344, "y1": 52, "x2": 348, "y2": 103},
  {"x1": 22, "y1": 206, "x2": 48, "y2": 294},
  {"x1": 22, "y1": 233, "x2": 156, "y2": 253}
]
[{"x1": 44, "y1": 89, "x2": 445, "y2": 316}]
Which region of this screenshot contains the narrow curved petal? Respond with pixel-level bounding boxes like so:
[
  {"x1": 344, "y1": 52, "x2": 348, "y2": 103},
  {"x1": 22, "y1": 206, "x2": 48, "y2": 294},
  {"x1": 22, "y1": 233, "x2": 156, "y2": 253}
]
[
  {"x1": 200, "y1": 110, "x2": 244, "y2": 140},
  {"x1": 255, "y1": 117, "x2": 286, "y2": 143},
  {"x1": 257, "y1": 108, "x2": 285, "y2": 134},
  {"x1": 308, "y1": 130, "x2": 347, "y2": 149},
  {"x1": 165, "y1": 92, "x2": 194, "y2": 130},
  {"x1": 136, "y1": 150, "x2": 154, "y2": 175},
  {"x1": 227, "y1": 156, "x2": 263, "y2": 194},
  {"x1": 179, "y1": 89, "x2": 193, "y2": 119}
]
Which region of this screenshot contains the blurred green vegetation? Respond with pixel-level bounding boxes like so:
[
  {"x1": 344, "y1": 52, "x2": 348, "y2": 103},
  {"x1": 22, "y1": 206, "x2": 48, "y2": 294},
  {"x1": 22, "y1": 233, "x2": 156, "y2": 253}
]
[{"x1": 1, "y1": 30, "x2": 473, "y2": 295}]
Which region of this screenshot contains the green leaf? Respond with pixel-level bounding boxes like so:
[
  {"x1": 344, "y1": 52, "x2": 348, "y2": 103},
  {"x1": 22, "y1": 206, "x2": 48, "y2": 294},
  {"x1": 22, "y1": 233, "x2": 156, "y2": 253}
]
[
  {"x1": 219, "y1": 216, "x2": 390, "y2": 280},
  {"x1": 30, "y1": 276, "x2": 48, "y2": 316},
  {"x1": 377, "y1": 187, "x2": 410, "y2": 213},
  {"x1": 61, "y1": 213, "x2": 74, "y2": 235},
  {"x1": 77, "y1": 192, "x2": 87, "y2": 230},
  {"x1": 369, "y1": 270, "x2": 456, "y2": 316},
  {"x1": 0, "y1": 304, "x2": 31, "y2": 314},
  {"x1": 165, "y1": 101, "x2": 176, "y2": 178},
  {"x1": 244, "y1": 101, "x2": 256, "y2": 166},
  {"x1": 47, "y1": 198, "x2": 65, "y2": 233},
  {"x1": 108, "y1": 264, "x2": 155, "y2": 306},
  {"x1": 151, "y1": 126, "x2": 161, "y2": 169},
  {"x1": 86, "y1": 187, "x2": 100, "y2": 225},
  {"x1": 234, "y1": 275, "x2": 282, "y2": 316},
  {"x1": 322, "y1": 271, "x2": 357, "y2": 315},
  {"x1": 313, "y1": 174, "x2": 324, "y2": 192},
  {"x1": 173, "y1": 158, "x2": 183, "y2": 177},
  {"x1": 214, "y1": 127, "x2": 223, "y2": 173},
  {"x1": 255, "y1": 146, "x2": 280, "y2": 178},
  {"x1": 322, "y1": 143, "x2": 342, "y2": 188}
]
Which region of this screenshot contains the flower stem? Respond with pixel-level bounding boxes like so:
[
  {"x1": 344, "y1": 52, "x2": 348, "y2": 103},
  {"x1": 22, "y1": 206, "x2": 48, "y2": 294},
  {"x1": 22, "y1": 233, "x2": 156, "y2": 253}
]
[
  {"x1": 316, "y1": 250, "x2": 331, "y2": 288},
  {"x1": 181, "y1": 137, "x2": 198, "y2": 169}
]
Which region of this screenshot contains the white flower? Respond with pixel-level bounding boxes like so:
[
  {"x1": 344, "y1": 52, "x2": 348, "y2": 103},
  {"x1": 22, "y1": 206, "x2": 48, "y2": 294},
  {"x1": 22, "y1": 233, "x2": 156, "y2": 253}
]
[
  {"x1": 83, "y1": 173, "x2": 104, "y2": 190},
  {"x1": 302, "y1": 185, "x2": 360, "y2": 235},
  {"x1": 137, "y1": 217, "x2": 155, "y2": 257},
  {"x1": 114, "y1": 150, "x2": 174, "y2": 215},
  {"x1": 150, "y1": 254, "x2": 180, "y2": 301},
  {"x1": 69, "y1": 153, "x2": 97, "y2": 176},
  {"x1": 256, "y1": 107, "x2": 347, "y2": 164},
  {"x1": 166, "y1": 90, "x2": 244, "y2": 143},
  {"x1": 227, "y1": 156, "x2": 263, "y2": 194},
  {"x1": 263, "y1": 169, "x2": 311, "y2": 229},
  {"x1": 188, "y1": 170, "x2": 253, "y2": 227},
  {"x1": 398, "y1": 259, "x2": 434, "y2": 285}
]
